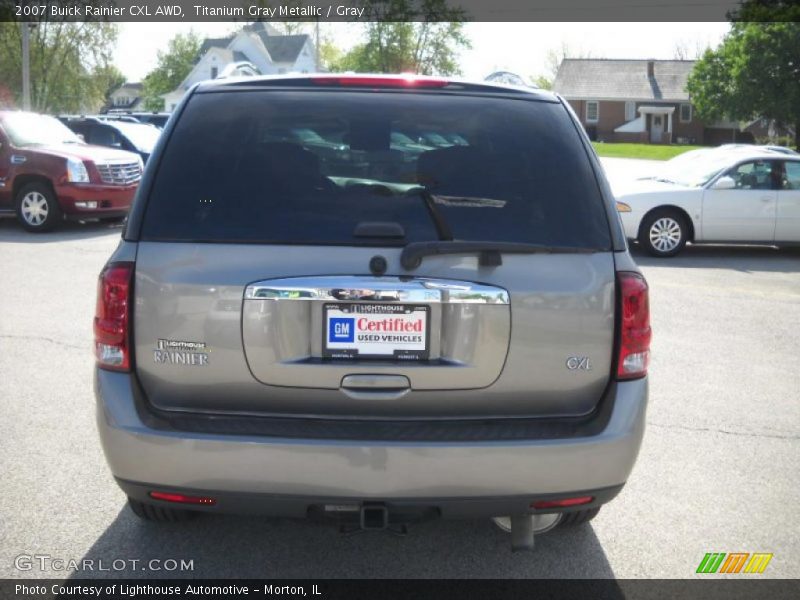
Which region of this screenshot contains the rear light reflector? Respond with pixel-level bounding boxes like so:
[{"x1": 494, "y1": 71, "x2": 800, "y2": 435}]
[
  {"x1": 94, "y1": 262, "x2": 133, "y2": 371},
  {"x1": 311, "y1": 75, "x2": 448, "y2": 88},
  {"x1": 617, "y1": 271, "x2": 651, "y2": 380},
  {"x1": 149, "y1": 491, "x2": 217, "y2": 506},
  {"x1": 532, "y1": 496, "x2": 594, "y2": 509}
]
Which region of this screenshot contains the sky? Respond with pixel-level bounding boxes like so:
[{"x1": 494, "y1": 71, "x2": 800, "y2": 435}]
[{"x1": 115, "y1": 21, "x2": 731, "y2": 83}]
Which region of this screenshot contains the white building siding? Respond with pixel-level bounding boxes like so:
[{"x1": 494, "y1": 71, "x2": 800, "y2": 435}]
[
  {"x1": 162, "y1": 30, "x2": 317, "y2": 111},
  {"x1": 292, "y1": 42, "x2": 317, "y2": 73},
  {"x1": 229, "y1": 34, "x2": 275, "y2": 74}
]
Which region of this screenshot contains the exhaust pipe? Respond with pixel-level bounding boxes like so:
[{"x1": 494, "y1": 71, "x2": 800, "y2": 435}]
[
  {"x1": 492, "y1": 513, "x2": 562, "y2": 551},
  {"x1": 509, "y1": 515, "x2": 535, "y2": 552}
]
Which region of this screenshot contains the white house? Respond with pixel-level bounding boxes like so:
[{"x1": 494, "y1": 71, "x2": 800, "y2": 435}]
[
  {"x1": 162, "y1": 23, "x2": 318, "y2": 111},
  {"x1": 108, "y1": 82, "x2": 143, "y2": 111}
]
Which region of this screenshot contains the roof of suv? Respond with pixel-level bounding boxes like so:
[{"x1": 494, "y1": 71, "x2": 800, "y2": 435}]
[{"x1": 195, "y1": 73, "x2": 560, "y2": 102}]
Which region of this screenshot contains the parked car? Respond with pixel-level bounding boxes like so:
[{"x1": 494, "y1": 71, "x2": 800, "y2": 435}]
[
  {"x1": 616, "y1": 147, "x2": 800, "y2": 256},
  {"x1": 95, "y1": 74, "x2": 650, "y2": 551},
  {"x1": 390, "y1": 131, "x2": 435, "y2": 155},
  {"x1": 718, "y1": 143, "x2": 799, "y2": 156},
  {"x1": 217, "y1": 60, "x2": 261, "y2": 79},
  {"x1": 0, "y1": 111, "x2": 142, "y2": 232},
  {"x1": 416, "y1": 131, "x2": 453, "y2": 147},
  {"x1": 58, "y1": 113, "x2": 141, "y2": 125},
  {"x1": 106, "y1": 111, "x2": 171, "y2": 129},
  {"x1": 63, "y1": 117, "x2": 161, "y2": 163}
]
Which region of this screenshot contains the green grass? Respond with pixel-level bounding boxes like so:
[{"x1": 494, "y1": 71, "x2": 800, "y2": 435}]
[{"x1": 591, "y1": 142, "x2": 705, "y2": 160}]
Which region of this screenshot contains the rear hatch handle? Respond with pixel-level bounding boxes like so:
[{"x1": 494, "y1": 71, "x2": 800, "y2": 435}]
[
  {"x1": 340, "y1": 374, "x2": 411, "y2": 401},
  {"x1": 400, "y1": 241, "x2": 598, "y2": 269}
]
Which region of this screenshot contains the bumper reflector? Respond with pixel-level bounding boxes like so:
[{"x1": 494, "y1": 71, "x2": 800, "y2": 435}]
[
  {"x1": 149, "y1": 491, "x2": 216, "y2": 505},
  {"x1": 532, "y1": 496, "x2": 594, "y2": 509}
]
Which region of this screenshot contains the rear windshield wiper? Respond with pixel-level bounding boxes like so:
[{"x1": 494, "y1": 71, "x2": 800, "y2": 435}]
[
  {"x1": 401, "y1": 240, "x2": 597, "y2": 270},
  {"x1": 408, "y1": 187, "x2": 453, "y2": 241}
]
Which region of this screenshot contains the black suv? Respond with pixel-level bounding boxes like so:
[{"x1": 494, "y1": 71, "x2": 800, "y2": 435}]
[{"x1": 63, "y1": 117, "x2": 160, "y2": 164}]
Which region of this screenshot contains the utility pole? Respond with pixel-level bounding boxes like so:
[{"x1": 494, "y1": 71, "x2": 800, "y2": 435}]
[
  {"x1": 315, "y1": 18, "x2": 320, "y2": 72},
  {"x1": 20, "y1": 21, "x2": 31, "y2": 110}
]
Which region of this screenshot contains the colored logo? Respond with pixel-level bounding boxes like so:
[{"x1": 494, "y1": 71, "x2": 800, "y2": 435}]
[
  {"x1": 329, "y1": 318, "x2": 354, "y2": 343},
  {"x1": 696, "y1": 552, "x2": 773, "y2": 574}
]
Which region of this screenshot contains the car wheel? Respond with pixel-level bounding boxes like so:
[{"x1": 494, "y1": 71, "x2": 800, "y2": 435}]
[
  {"x1": 639, "y1": 210, "x2": 688, "y2": 257},
  {"x1": 15, "y1": 182, "x2": 62, "y2": 232},
  {"x1": 559, "y1": 507, "x2": 601, "y2": 526},
  {"x1": 128, "y1": 497, "x2": 195, "y2": 522}
]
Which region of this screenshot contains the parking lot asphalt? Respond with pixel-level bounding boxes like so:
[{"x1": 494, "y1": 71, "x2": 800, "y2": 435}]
[{"x1": 1, "y1": 158, "x2": 798, "y2": 579}]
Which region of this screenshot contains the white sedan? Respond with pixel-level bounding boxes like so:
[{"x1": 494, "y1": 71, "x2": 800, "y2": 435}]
[{"x1": 614, "y1": 148, "x2": 800, "y2": 256}]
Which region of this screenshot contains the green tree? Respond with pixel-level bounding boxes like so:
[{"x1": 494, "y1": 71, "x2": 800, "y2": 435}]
[
  {"x1": 95, "y1": 64, "x2": 126, "y2": 111},
  {"x1": 141, "y1": 31, "x2": 201, "y2": 111},
  {"x1": 332, "y1": 0, "x2": 470, "y2": 75},
  {"x1": 687, "y1": 4, "x2": 800, "y2": 148},
  {"x1": 531, "y1": 43, "x2": 595, "y2": 91},
  {"x1": 531, "y1": 75, "x2": 552, "y2": 90},
  {"x1": 0, "y1": 21, "x2": 118, "y2": 113},
  {"x1": 319, "y1": 35, "x2": 344, "y2": 71}
]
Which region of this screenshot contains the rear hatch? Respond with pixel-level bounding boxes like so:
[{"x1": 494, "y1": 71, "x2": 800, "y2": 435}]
[{"x1": 132, "y1": 80, "x2": 616, "y2": 419}]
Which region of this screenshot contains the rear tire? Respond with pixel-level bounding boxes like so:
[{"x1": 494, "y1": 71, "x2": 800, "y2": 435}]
[
  {"x1": 559, "y1": 507, "x2": 601, "y2": 526},
  {"x1": 639, "y1": 209, "x2": 688, "y2": 257},
  {"x1": 128, "y1": 497, "x2": 195, "y2": 522},
  {"x1": 15, "y1": 182, "x2": 62, "y2": 232}
]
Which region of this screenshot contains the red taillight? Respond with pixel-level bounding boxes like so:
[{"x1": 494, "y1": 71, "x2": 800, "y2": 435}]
[
  {"x1": 617, "y1": 271, "x2": 651, "y2": 380},
  {"x1": 149, "y1": 491, "x2": 216, "y2": 506},
  {"x1": 93, "y1": 262, "x2": 133, "y2": 371},
  {"x1": 532, "y1": 496, "x2": 594, "y2": 509},
  {"x1": 310, "y1": 75, "x2": 448, "y2": 88}
]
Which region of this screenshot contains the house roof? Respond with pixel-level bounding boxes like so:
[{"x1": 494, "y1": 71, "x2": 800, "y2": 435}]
[
  {"x1": 553, "y1": 59, "x2": 696, "y2": 102},
  {"x1": 118, "y1": 82, "x2": 143, "y2": 91},
  {"x1": 196, "y1": 29, "x2": 309, "y2": 65},
  {"x1": 254, "y1": 32, "x2": 309, "y2": 63},
  {"x1": 197, "y1": 36, "x2": 234, "y2": 60}
]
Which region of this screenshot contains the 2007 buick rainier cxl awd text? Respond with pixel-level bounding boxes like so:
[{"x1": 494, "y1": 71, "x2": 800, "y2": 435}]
[{"x1": 94, "y1": 74, "x2": 650, "y2": 551}]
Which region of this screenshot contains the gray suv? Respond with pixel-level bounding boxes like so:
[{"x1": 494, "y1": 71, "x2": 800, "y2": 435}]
[{"x1": 94, "y1": 75, "x2": 650, "y2": 550}]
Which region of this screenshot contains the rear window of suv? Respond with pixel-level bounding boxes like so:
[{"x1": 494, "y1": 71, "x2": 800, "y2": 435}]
[{"x1": 141, "y1": 89, "x2": 611, "y2": 249}]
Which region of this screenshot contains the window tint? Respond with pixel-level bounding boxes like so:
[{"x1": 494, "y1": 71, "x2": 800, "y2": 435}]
[
  {"x1": 141, "y1": 90, "x2": 610, "y2": 249},
  {"x1": 90, "y1": 126, "x2": 121, "y2": 147},
  {"x1": 728, "y1": 161, "x2": 780, "y2": 191}
]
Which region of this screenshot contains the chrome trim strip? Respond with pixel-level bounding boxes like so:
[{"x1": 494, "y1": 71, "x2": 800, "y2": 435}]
[
  {"x1": 341, "y1": 374, "x2": 410, "y2": 390},
  {"x1": 96, "y1": 160, "x2": 142, "y2": 186},
  {"x1": 244, "y1": 276, "x2": 509, "y2": 304}
]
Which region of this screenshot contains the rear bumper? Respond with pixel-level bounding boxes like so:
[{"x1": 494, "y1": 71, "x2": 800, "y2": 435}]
[
  {"x1": 55, "y1": 182, "x2": 136, "y2": 217},
  {"x1": 117, "y1": 479, "x2": 624, "y2": 520},
  {"x1": 95, "y1": 369, "x2": 647, "y2": 517}
]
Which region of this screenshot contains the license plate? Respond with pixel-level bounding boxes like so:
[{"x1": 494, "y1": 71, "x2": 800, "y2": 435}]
[{"x1": 323, "y1": 303, "x2": 429, "y2": 360}]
